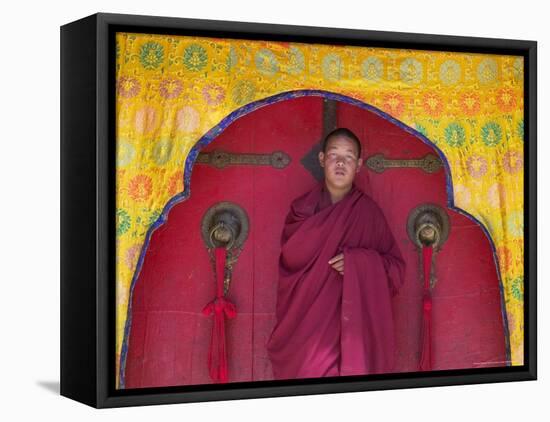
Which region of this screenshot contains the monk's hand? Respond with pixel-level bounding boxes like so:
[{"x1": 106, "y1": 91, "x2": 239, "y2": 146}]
[{"x1": 328, "y1": 253, "x2": 344, "y2": 275}]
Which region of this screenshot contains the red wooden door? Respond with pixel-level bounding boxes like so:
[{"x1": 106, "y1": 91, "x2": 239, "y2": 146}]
[
  {"x1": 337, "y1": 102, "x2": 507, "y2": 371},
  {"x1": 123, "y1": 95, "x2": 507, "y2": 388}
]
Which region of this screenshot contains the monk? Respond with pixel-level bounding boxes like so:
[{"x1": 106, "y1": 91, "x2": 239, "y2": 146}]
[{"x1": 266, "y1": 127, "x2": 406, "y2": 380}]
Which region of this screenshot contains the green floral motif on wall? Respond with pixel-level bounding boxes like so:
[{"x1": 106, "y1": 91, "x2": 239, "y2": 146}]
[
  {"x1": 139, "y1": 42, "x2": 164, "y2": 69},
  {"x1": 116, "y1": 209, "x2": 131, "y2": 236},
  {"x1": 444, "y1": 122, "x2": 466, "y2": 147},
  {"x1": 183, "y1": 44, "x2": 208, "y2": 71},
  {"x1": 510, "y1": 276, "x2": 524, "y2": 301},
  {"x1": 481, "y1": 122, "x2": 503, "y2": 147},
  {"x1": 232, "y1": 80, "x2": 256, "y2": 105}
]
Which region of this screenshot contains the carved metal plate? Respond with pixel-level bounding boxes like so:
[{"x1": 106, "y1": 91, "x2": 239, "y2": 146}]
[
  {"x1": 196, "y1": 150, "x2": 290, "y2": 169},
  {"x1": 366, "y1": 153, "x2": 442, "y2": 174}
]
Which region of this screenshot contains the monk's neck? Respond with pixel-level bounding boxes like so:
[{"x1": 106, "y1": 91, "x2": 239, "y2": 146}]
[{"x1": 325, "y1": 183, "x2": 353, "y2": 204}]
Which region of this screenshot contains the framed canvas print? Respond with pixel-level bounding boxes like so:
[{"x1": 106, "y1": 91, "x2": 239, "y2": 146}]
[{"x1": 60, "y1": 12, "x2": 537, "y2": 408}]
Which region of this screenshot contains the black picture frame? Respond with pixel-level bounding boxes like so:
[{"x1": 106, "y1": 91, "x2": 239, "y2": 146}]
[{"x1": 60, "y1": 12, "x2": 537, "y2": 408}]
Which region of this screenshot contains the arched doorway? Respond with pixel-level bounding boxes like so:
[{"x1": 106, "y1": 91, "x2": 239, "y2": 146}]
[{"x1": 121, "y1": 93, "x2": 508, "y2": 388}]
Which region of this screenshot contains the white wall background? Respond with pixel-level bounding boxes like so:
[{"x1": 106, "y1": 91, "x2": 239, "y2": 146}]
[{"x1": 0, "y1": 0, "x2": 546, "y2": 419}]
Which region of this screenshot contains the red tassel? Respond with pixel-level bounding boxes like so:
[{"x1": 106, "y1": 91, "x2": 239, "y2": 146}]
[
  {"x1": 201, "y1": 247, "x2": 237, "y2": 383},
  {"x1": 419, "y1": 245, "x2": 433, "y2": 371}
]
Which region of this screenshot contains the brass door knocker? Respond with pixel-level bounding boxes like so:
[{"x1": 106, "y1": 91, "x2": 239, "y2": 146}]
[
  {"x1": 407, "y1": 203, "x2": 450, "y2": 288},
  {"x1": 407, "y1": 204, "x2": 450, "y2": 370},
  {"x1": 201, "y1": 201, "x2": 249, "y2": 295}
]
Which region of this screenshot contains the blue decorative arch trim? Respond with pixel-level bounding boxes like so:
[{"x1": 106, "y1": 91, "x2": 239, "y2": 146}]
[{"x1": 118, "y1": 89, "x2": 510, "y2": 387}]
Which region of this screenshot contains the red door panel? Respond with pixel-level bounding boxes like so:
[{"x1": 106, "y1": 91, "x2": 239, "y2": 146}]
[{"x1": 337, "y1": 101, "x2": 506, "y2": 370}]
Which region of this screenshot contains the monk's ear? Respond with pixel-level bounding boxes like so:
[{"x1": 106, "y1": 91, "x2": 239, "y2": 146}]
[
  {"x1": 356, "y1": 157, "x2": 363, "y2": 171},
  {"x1": 318, "y1": 151, "x2": 325, "y2": 167}
]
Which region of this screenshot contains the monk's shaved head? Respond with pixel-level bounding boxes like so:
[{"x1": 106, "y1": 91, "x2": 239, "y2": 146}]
[{"x1": 322, "y1": 128, "x2": 362, "y2": 158}]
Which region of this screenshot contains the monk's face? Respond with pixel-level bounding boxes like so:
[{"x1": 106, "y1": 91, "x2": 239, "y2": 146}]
[{"x1": 318, "y1": 135, "x2": 363, "y2": 190}]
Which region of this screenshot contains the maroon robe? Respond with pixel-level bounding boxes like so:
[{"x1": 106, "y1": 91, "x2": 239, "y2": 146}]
[{"x1": 266, "y1": 181, "x2": 406, "y2": 379}]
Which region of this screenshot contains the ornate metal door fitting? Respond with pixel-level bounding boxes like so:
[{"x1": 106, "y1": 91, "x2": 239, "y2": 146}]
[
  {"x1": 201, "y1": 202, "x2": 249, "y2": 295},
  {"x1": 407, "y1": 203, "x2": 450, "y2": 288}
]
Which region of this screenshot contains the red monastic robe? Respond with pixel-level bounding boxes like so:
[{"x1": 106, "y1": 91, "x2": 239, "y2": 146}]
[{"x1": 266, "y1": 181, "x2": 406, "y2": 379}]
